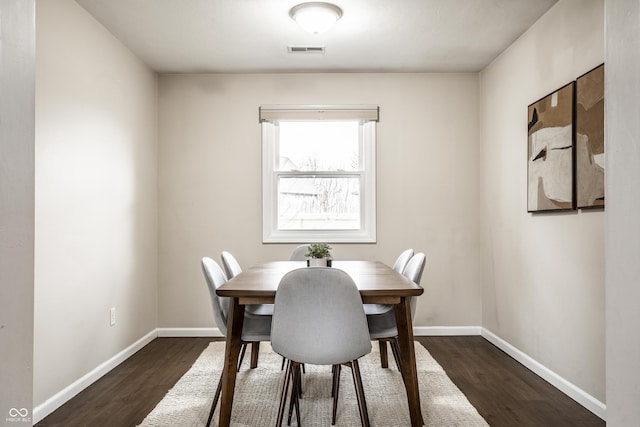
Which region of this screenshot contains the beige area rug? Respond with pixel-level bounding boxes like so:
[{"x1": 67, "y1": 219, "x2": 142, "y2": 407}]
[{"x1": 139, "y1": 342, "x2": 488, "y2": 427}]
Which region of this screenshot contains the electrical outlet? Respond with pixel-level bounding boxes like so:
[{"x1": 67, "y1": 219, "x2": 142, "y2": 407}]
[{"x1": 110, "y1": 307, "x2": 116, "y2": 326}]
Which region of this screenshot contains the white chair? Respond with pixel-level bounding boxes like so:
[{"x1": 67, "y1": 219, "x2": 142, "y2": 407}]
[
  {"x1": 367, "y1": 252, "x2": 426, "y2": 370},
  {"x1": 271, "y1": 267, "x2": 372, "y2": 427},
  {"x1": 392, "y1": 248, "x2": 414, "y2": 273},
  {"x1": 201, "y1": 257, "x2": 272, "y2": 427},
  {"x1": 289, "y1": 244, "x2": 310, "y2": 261},
  {"x1": 363, "y1": 248, "x2": 414, "y2": 316},
  {"x1": 221, "y1": 251, "x2": 274, "y2": 317},
  {"x1": 220, "y1": 250, "x2": 242, "y2": 279},
  {"x1": 363, "y1": 248, "x2": 414, "y2": 365}
]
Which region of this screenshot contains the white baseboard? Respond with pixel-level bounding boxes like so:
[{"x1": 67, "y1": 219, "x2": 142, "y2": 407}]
[
  {"x1": 481, "y1": 328, "x2": 606, "y2": 421},
  {"x1": 413, "y1": 326, "x2": 482, "y2": 336},
  {"x1": 157, "y1": 327, "x2": 223, "y2": 337},
  {"x1": 32, "y1": 329, "x2": 158, "y2": 424}
]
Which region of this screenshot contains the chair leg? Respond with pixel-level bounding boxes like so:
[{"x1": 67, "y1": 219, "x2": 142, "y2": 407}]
[
  {"x1": 237, "y1": 342, "x2": 248, "y2": 371},
  {"x1": 332, "y1": 364, "x2": 342, "y2": 425},
  {"x1": 206, "y1": 372, "x2": 223, "y2": 427},
  {"x1": 350, "y1": 359, "x2": 371, "y2": 427},
  {"x1": 331, "y1": 365, "x2": 336, "y2": 397},
  {"x1": 288, "y1": 363, "x2": 302, "y2": 426},
  {"x1": 294, "y1": 364, "x2": 302, "y2": 425},
  {"x1": 276, "y1": 360, "x2": 293, "y2": 427},
  {"x1": 390, "y1": 337, "x2": 402, "y2": 371},
  {"x1": 281, "y1": 358, "x2": 305, "y2": 374},
  {"x1": 250, "y1": 341, "x2": 260, "y2": 369},
  {"x1": 297, "y1": 364, "x2": 303, "y2": 398},
  {"x1": 379, "y1": 339, "x2": 389, "y2": 368}
]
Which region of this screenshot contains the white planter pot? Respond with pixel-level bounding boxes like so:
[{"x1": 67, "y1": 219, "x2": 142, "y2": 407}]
[{"x1": 307, "y1": 258, "x2": 328, "y2": 267}]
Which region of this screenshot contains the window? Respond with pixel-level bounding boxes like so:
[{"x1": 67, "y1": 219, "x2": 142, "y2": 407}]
[{"x1": 261, "y1": 105, "x2": 378, "y2": 243}]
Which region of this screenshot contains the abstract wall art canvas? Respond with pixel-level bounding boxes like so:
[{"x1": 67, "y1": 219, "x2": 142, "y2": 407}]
[
  {"x1": 575, "y1": 64, "x2": 605, "y2": 208},
  {"x1": 527, "y1": 82, "x2": 575, "y2": 212}
]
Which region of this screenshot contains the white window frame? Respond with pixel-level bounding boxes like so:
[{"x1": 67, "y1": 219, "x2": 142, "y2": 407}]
[{"x1": 261, "y1": 105, "x2": 377, "y2": 243}]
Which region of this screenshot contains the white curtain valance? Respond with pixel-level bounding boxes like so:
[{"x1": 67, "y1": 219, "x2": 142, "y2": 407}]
[{"x1": 259, "y1": 105, "x2": 379, "y2": 122}]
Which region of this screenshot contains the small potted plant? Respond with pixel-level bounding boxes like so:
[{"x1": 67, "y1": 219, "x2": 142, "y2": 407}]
[{"x1": 306, "y1": 243, "x2": 332, "y2": 267}]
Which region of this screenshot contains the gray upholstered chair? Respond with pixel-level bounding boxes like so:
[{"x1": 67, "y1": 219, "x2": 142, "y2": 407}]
[
  {"x1": 367, "y1": 252, "x2": 426, "y2": 370},
  {"x1": 201, "y1": 257, "x2": 272, "y2": 427},
  {"x1": 392, "y1": 248, "x2": 414, "y2": 273},
  {"x1": 220, "y1": 250, "x2": 242, "y2": 279},
  {"x1": 221, "y1": 251, "x2": 274, "y2": 316},
  {"x1": 364, "y1": 248, "x2": 414, "y2": 316},
  {"x1": 271, "y1": 267, "x2": 372, "y2": 427},
  {"x1": 216, "y1": 253, "x2": 272, "y2": 363},
  {"x1": 289, "y1": 244, "x2": 310, "y2": 261},
  {"x1": 363, "y1": 248, "x2": 414, "y2": 366}
]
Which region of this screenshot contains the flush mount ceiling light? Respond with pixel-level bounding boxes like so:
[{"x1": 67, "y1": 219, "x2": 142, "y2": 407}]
[{"x1": 289, "y1": 2, "x2": 343, "y2": 34}]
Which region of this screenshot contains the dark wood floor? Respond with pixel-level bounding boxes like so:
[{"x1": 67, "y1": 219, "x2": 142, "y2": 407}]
[
  {"x1": 420, "y1": 336, "x2": 603, "y2": 427},
  {"x1": 35, "y1": 336, "x2": 604, "y2": 427}
]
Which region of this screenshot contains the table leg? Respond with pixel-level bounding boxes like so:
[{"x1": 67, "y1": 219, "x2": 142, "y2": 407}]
[
  {"x1": 218, "y1": 298, "x2": 245, "y2": 427},
  {"x1": 394, "y1": 297, "x2": 423, "y2": 426}
]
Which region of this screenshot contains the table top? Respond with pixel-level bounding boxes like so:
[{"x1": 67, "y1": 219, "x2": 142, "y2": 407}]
[{"x1": 216, "y1": 260, "x2": 423, "y2": 303}]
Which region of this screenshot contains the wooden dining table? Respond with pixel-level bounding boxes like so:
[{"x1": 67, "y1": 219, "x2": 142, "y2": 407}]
[{"x1": 215, "y1": 260, "x2": 425, "y2": 426}]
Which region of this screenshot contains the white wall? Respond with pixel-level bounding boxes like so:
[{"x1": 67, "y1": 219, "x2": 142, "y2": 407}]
[
  {"x1": 479, "y1": 0, "x2": 605, "y2": 403},
  {"x1": 0, "y1": 0, "x2": 35, "y2": 424},
  {"x1": 34, "y1": 0, "x2": 158, "y2": 408},
  {"x1": 605, "y1": 0, "x2": 640, "y2": 424},
  {"x1": 158, "y1": 73, "x2": 481, "y2": 329}
]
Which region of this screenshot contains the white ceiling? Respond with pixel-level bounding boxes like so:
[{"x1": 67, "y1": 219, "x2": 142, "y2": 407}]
[{"x1": 76, "y1": 0, "x2": 558, "y2": 74}]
